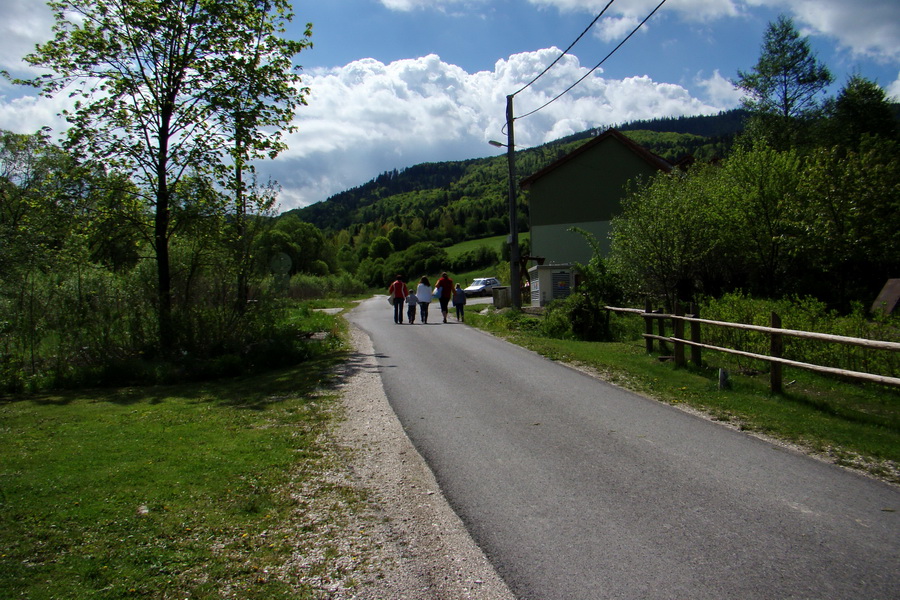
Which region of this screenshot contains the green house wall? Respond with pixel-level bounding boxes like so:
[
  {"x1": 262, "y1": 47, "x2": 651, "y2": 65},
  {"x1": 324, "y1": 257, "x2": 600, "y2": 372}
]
[{"x1": 527, "y1": 137, "x2": 663, "y2": 265}]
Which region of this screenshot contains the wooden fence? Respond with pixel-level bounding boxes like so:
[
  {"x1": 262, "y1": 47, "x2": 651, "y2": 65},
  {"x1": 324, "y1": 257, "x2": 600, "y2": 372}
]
[{"x1": 604, "y1": 301, "x2": 900, "y2": 392}]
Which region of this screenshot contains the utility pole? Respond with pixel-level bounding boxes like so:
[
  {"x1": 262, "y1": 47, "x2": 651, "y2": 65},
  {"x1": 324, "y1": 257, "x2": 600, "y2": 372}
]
[{"x1": 505, "y1": 94, "x2": 521, "y2": 308}]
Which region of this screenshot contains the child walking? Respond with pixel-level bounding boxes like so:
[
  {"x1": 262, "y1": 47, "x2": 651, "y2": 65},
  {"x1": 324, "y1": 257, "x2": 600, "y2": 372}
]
[
  {"x1": 406, "y1": 290, "x2": 418, "y2": 324},
  {"x1": 452, "y1": 283, "x2": 467, "y2": 322}
]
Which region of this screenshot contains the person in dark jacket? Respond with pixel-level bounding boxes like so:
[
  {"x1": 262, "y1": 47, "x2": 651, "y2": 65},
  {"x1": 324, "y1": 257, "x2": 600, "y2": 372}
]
[{"x1": 452, "y1": 283, "x2": 467, "y2": 322}]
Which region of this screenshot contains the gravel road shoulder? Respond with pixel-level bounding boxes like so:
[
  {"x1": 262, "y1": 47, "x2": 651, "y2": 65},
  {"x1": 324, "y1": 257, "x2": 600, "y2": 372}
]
[{"x1": 324, "y1": 322, "x2": 515, "y2": 599}]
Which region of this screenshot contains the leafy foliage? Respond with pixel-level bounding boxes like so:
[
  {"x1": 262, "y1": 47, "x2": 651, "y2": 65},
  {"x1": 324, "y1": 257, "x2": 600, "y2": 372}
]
[
  {"x1": 700, "y1": 292, "x2": 899, "y2": 379},
  {"x1": 610, "y1": 137, "x2": 899, "y2": 310},
  {"x1": 821, "y1": 75, "x2": 900, "y2": 147}
]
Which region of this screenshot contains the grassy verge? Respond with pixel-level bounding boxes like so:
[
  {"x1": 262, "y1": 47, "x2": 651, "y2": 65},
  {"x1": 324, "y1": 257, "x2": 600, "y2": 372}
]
[
  {"x1": 0, "y1": 304, "x2": 371, "y2": 600},
  {"x1": 466, "y1": 309, "x2": 900, "y2": 485}
]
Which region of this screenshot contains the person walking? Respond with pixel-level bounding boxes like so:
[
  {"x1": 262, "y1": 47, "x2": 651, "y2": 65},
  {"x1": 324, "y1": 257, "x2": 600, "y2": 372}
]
[
  {"x1": 387, "y1": 275, "x2": 408, "y2": 324},
  {"x1": 452, "y1": 283, "x2": 467, "y2": 322},
  {"x1": 435, "y1": 272, "x2": 454, "y2": 323},
  {"x1": 406, "y1": 289, "x2": 418, "y2": 324},
  {"x1": 416, "y1": 276, "x2": 432, "y2": 324}
]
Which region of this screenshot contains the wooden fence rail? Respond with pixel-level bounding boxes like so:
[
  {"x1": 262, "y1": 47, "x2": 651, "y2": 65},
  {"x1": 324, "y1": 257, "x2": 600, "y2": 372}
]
[{"x1": 603, "y1": 302, "x2": 900, "y2": 392}]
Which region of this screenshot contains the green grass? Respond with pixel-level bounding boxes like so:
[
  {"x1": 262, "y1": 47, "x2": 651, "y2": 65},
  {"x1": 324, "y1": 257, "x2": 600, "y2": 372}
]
[
  {"x1": 466, "y1": 309, "x2": 900, "y2": 484},
  {"x1": 0, "y1": 307, "x2": 370, "y2": 600},
  {"x1": 445, "y1": 232, "x2": 530, "y2": 259},
  {"x1": 442, "y1": 233, "x2": 531, "y2": 288}
]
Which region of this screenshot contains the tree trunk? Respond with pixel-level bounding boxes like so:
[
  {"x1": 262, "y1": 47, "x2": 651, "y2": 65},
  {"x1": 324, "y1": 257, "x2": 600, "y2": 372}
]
[{"x1": 156, "y1": 109, "x2": 174, "y2": 353}]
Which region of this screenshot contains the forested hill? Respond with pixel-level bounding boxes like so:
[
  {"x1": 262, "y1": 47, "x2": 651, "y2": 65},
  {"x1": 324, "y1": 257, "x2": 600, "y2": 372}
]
[{"x1": 286, "y1": 109, "x2": 747, "y2": 234}]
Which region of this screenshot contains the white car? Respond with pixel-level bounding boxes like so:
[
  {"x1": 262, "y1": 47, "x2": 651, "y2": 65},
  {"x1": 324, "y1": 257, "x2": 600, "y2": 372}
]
[{"x1": 463, "y1": 277, "x2": 501, "y2": 297}]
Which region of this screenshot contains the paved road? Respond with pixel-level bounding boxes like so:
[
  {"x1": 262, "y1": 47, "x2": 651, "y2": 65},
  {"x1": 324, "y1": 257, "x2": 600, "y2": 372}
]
[{"x1": 348, "y1": 296, "x2": 899, "y2": 600}]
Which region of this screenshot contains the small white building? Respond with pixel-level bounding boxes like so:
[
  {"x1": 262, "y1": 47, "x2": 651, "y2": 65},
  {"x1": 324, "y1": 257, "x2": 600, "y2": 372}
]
[{"x1": 529, "y1": 264, "x2": 576, "y2": 307}]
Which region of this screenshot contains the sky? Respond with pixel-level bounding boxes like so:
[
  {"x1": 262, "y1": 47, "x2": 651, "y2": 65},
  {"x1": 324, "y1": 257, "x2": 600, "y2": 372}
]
[{"x1": 0, "y1": 0, "x2": 898, "y2": 212}]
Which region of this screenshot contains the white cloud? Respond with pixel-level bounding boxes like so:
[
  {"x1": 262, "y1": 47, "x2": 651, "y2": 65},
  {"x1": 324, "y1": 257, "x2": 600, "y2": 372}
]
[
  {"x1": 271, "y1": 49, "x2": 723, "y2": 209},
  {"x1": 529, "y1": 0, "x2": 741, "y2": 21},
  {"x1": 530, "y1": 0, "x2": 899, "y2": 62},
  {"x1": 594, "y1": 16, "x2": 642, "y2": 44},
  {"x1": 0, "y1": 0, "x2": 54, "y2": 74},
  {"x1": 766, "y1": 0, "x2": 900, "y2": 62},
  {"x1": 0, "y1": 91, "x2": 69, "y2": 134},
  {"x1": 695, "y1": 69, "x2": 743, "y2": 107},
  {"x1": 0, "y1": 47, "x2": 727, "y2": 211},
  {"x1": 887, "y1": 72, "x2": 900, "y2": 101},
  {"x1": 379, "y1": 0, "x2": 486, "y2": 11}
]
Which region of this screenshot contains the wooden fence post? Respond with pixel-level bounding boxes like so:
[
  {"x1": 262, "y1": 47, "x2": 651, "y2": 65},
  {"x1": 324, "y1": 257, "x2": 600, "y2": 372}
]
[
  {"x1": 657, "y1": 308, "x2": 668, "y2": 355},
  {"x1": 690, "y1": 302, "x2": 702, "y2": 367},
  {"x1": 770, "y1": 312, "x2": 783, "y2": 394},
  {"x1": 644, "y1": 299, "x2": 653, "y2": 354},
  {"x1": 674, "y1": 302, "x2": 685, "y2": 367},
  {"x1": 653, "y1": 308, "x2": 669, "y2": 354}
]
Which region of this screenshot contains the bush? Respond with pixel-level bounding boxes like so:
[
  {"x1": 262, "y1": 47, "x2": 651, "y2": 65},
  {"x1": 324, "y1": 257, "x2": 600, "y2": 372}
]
[
  {"x1": 450, "y1": 245, "x2": 498, "y2": 273},
  {"x1": 288, "y1": 272, "x2": 368, "y2": 299},
  {"x1": 701, "y1": 292, "x2": 900, "y2": 377},
  {"x1": 0, "y1": 259, "x2": 353, "y2": 392}
]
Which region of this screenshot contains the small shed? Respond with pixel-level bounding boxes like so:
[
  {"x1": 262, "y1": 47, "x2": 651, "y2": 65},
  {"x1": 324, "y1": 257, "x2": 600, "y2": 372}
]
[
  {"x1": 871, "y1": 279, "x2": 900, "y2": 315},
  {"x1": 529, "y1": 264, "x2": 576, "y2": 307}
]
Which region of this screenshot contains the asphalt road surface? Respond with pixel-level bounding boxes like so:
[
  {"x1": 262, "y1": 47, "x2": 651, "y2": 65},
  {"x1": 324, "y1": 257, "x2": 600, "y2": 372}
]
[{"x1": 348, "y1": 296, "x2": 899, "y2": 600}]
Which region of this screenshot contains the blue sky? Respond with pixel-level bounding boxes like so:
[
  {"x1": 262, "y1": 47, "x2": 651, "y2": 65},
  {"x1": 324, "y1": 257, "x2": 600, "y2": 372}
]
[{"x1": 1, "y1": 0, "x2": 898, "y2": 210}]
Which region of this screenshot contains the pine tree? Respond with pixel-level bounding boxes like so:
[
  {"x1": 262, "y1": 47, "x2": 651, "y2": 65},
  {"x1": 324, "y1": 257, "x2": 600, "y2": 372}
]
[{"x1": 735, "y1": 15, "x2": 833, "y2": 149}]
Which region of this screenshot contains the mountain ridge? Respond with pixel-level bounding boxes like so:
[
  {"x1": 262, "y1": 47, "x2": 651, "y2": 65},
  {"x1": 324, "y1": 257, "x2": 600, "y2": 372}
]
[{"x1": 285, "y1": 109, "x2": 749, "y2": 236}]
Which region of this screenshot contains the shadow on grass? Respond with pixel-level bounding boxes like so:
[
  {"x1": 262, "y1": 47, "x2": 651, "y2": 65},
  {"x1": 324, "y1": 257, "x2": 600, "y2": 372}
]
[{"x1": 0, "y1": 344, "x2": 392, "y2": 412}]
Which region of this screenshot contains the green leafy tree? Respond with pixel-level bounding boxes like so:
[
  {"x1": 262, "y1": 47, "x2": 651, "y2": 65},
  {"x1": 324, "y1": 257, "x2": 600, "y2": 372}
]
[
  {"x1": 823, "y1": 75, "x2": 898, "y2": 147},
  {"x1": 796, "y1": 137, "x2": 900, "y2": 307},
  {"x1": 387, "y1": 225, "x2": 412, "y2": 252},
  {"x1": 566, "y1": 228, "x2": 623, "y2": 341},
  {"x1": 735, "y1": 15, "x2": 833, "y2": 149},
  {"x1": 721, "y1": 143, "x2": 803, "y2": 297},
  {"x1": 10, "y1": 0, "x2": 312, "y2": 351},
  {"x1": 337, "y1": 244, "x2": 359, "y2": 274},
  {"x1": 382, "y1": 242, "x2": 448, "y2": 287},
  {"x1": 610, "y1": 166, "x2": 737, "y2": 307},
  {"x1": 369, "y1": 236, "x2": 394, "y2": 260},
  {"x1": 0, "y1": 130, "x2": 102, "y2": 276},
  {"x1": 254, "y1": 216, "x2": 332, "y2": 276}
]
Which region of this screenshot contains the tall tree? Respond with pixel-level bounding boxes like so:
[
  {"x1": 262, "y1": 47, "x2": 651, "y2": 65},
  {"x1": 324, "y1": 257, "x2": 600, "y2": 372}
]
[
  {"x1": 824, "y1": 75, "x2": 898, "y2": 146},
  {"x1": 735, "y1": 15, "x2": 833, "y2": 149},
  {"x1": 11, "y1": 0, "x2": 312, "y2": 352},
  {"x1": 609, "y1": 164, "x2": 738, "y2": 307}
]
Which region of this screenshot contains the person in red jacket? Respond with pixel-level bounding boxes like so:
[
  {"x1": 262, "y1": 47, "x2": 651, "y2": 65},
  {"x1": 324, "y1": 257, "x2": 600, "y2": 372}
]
[
  {"x1": 387, "y1": 275, "x2": 408, "y2": 324},
  {"x1": 435, "y1": 272, "x2": 454, "y2": 323}
]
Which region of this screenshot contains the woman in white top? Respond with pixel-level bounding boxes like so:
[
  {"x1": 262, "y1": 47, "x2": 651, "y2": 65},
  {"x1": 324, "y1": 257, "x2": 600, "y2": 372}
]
[{"x1": 415, "y1": 276, "x2": 432, "y2": 324}]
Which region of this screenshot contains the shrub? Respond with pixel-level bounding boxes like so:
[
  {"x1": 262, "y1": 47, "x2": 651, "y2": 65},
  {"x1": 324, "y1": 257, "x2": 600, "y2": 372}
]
[
  {"x1": 288, "y1": 273, "x2": 368, "y2": 299},
  {"x1": 450, "y1": 245, "x2": 498, "y2": 273},
  {"x1": 700, "y1": 292, "x2": 900, "y2": 377}
]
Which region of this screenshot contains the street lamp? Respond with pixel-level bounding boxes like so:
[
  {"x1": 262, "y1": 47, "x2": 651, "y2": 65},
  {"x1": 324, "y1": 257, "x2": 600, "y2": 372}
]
[{"x1": 488, "y1": 95, "x2": 521, "y2": 308}]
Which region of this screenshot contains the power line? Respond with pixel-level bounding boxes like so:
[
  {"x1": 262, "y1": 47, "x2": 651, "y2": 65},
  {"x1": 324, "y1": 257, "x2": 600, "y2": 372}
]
[
  {"x1": 515, "y1": 0, "x2": 668, "y2": 121},
  {"x1": 512, "y1": 0, "x2": 617, "y2": 97}
]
